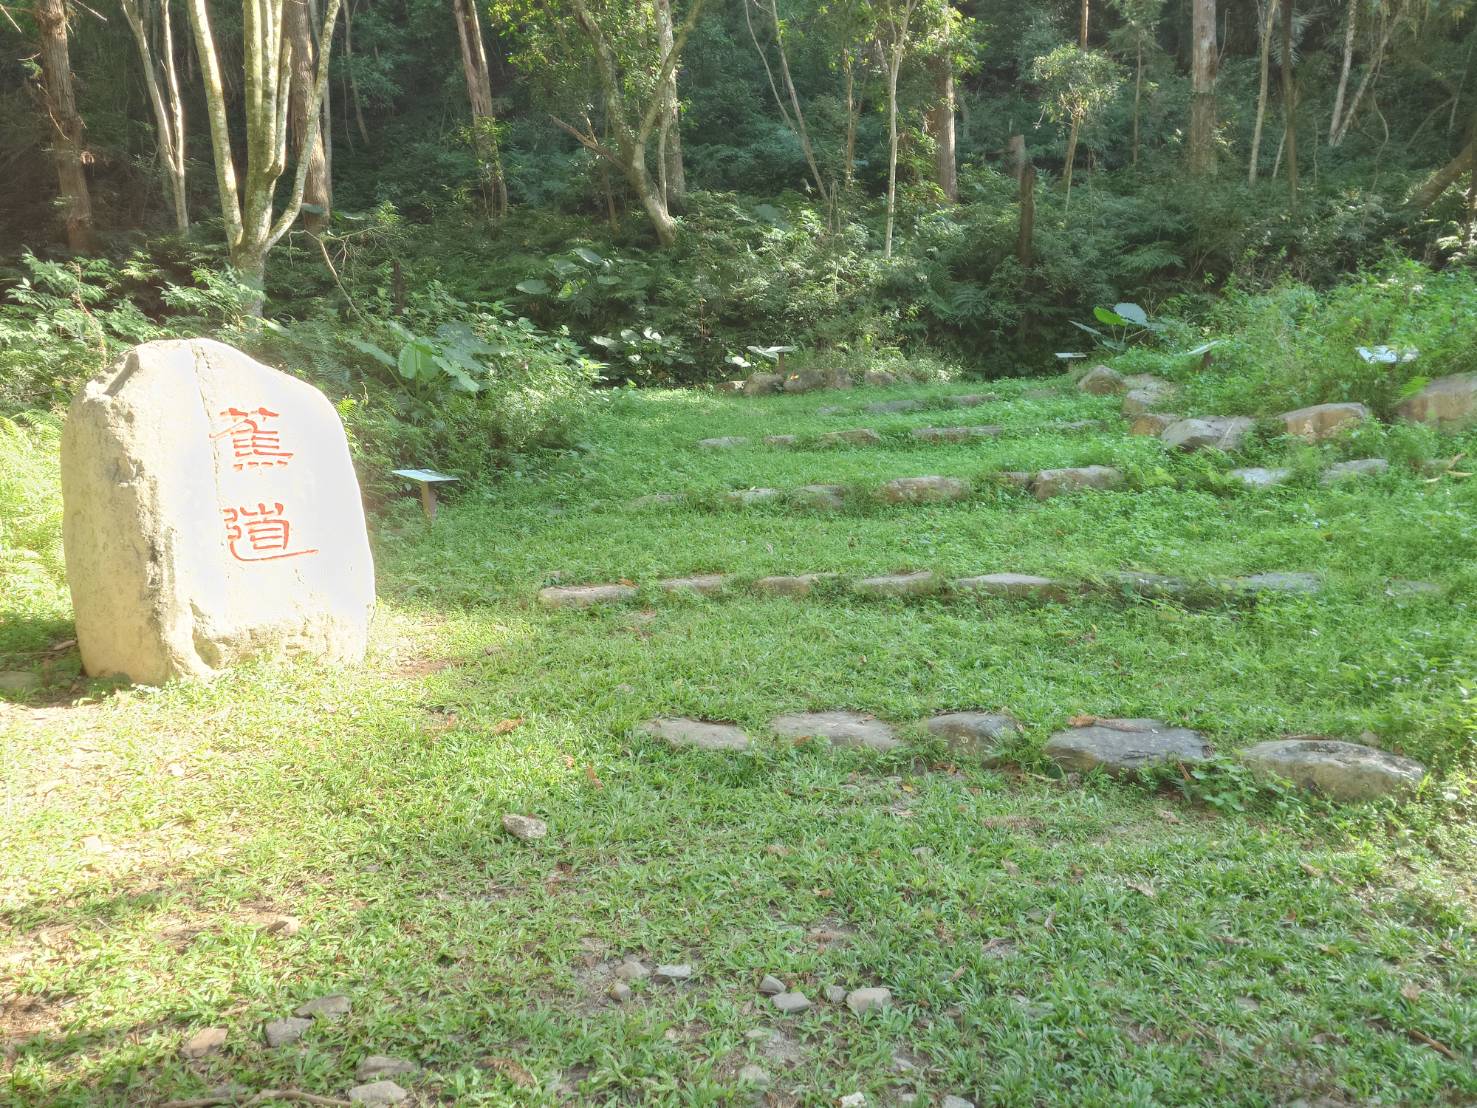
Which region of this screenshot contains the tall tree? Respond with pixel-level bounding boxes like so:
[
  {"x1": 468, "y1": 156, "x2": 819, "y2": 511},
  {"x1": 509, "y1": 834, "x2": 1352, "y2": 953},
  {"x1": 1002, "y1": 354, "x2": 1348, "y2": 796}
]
[
  {"x1": 876, "y1": 0, "x2": 922, "y2": 258},
  {"x1": 927, "y1": 53, "x2": 957, "y2": 201},
  {"x1": 453, "y1": 0, "x2": 508, "y2": 216},
  {"x1": 1030, "y1": 43, "x2": 1122, "y2": 213},
  {"x1": 1329, "y1": 0, "x2": 1358, "y2": 145},
  {"x1": 655, "y1": 0, "x2": 687, "y2": 210},
  {"x1": 32, "y1": 0, "x2": 98, "y2": 252},
  {"x1": 119, "y1": 0, "x2": 190, "y2": 232},
  {"x1": 1281, "y1": 0, "x2": 1299, "y2": 211},
  {"x1": 1188, "y1": 0, "x2": 1217, "y2": 176},
  {"x1": 286, "y1": 0, "x2": 331, "y2": 231},
  {"x1": 1108, "y1": 0, "x2": 1164, "y2": 167},
  {"x1": 1248, "y1": 0, "x2": 1279, "y2": 183},
  {"x1": 745, "y1": 0, "x2": 827, "y2": 199}
]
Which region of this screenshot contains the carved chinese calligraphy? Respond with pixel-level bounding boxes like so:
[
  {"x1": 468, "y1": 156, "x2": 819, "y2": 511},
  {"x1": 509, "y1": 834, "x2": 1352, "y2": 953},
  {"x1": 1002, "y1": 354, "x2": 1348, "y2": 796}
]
[{"x1": 61, "y1": 339, "x2": 375, "y2": 684}]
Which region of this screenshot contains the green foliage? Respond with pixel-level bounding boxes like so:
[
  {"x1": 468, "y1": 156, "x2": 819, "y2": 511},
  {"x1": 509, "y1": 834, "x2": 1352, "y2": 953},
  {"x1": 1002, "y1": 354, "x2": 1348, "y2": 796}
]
[{"x1": 0, "y1": 413, "x2": 70, "y2": 657}]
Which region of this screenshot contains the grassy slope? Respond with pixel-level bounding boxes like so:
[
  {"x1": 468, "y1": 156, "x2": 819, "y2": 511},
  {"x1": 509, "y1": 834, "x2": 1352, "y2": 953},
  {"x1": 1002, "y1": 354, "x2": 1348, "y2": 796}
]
[{"x1": 2, "y1": 377, "x2": 1475, "y2": 1106}]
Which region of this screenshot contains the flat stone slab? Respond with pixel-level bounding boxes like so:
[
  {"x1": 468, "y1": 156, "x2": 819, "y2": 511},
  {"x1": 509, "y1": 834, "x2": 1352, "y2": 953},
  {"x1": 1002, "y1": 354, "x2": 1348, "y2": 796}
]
[
  {"x1": 180, "y1": 1027, "x2": 227, "y2": 1059},
  {"x1": 926, "y1": 713, "x2": 1023, "y2": 764},
  {"x1": 1044, "y1": 718, "x2": 1211, "y2": 777},
  {"x1": 264, "y1": 1017, "x2": 312, "y2": 1047},
  {"x1": 846, "y1": 987, "x2": 893, "y2": 1015},
  {"x1": 853, "y1": 571, "x2": 943, "y2": 598},
  {"x1": 820, "y1": 428, "x2": 883, "y2": 446},
  {"x1": 1397, "y1": 372, "x2": 1477, "y2": 429},
  {"x1": 753, "y1": 573, "x2": 840, "y2": 597},
  {"x1": 656, "y1": 574, "x2": 729, "y2": 596},
  {"x1": 1098, "y1": 571, "x2": 1195, "y2": 601},
  {"x1": 653, "y1": 963, "x2": 693, "y2": 982},
  {"x1": 879, "y1": 476, "x2": 969, "y2": 503},
  {"x1": 697, "y1": 436, "x2": 750, "y2": 449},
  {"x1": 356, "y1": 1057, "x2": 418, "y2": 1082},
  {"x1": 792, "y1": 484, "x2": 847, "y2": 510},
  {"x1": 1032, "y1": 466, "x2": 1124, "y2": 499},
  {"x1": 294, "y1": 994, "x2": 351, "y2": 1020},
  {"x1": 1129, "y1": 413, "x2": 1179, "y2": 436},
  {"x1": 725, "y1": 488, "x2": 783, "y2": 506},
  {"x1": 538, "y1": 584, "x2": 637, "y2": 608},
  {"x1": 629, "y1": 493, "x2": 683, "y2": 509},
  {"x1": 1239, "y1": 738, "x2": 1426, "y2": 802},
  {"x1": 1227, "y1": 572, "x2": 1321, "y2": 598},
  {"x1": 771, "y1": 991, "x2": 811, "y2": 1014},
  {"x1": 1229, "y1": 467, "x2": 1291, "y2": 489},
  {"x1": 0, "y1": 671, "x2": 41, "y2": 694},
  {"x1": 952, "y1": 573, "x2": 1071, "y2": 602},
  {"x1": 911, "y1": 425, "x2": 1002, "y2": 443},
  {"x1": 640, "y1": 717, "x2": 752, "y2": 752},
  {"x1": 502, "y1": 813, "x2": 548, "y2": 841},
  {"x1": 1161, "y1": 416, "x2": 1254, "y2": 452},
  {"x1": 770, "y1": 711, "x2": 902, "y2": 752},
  {"x1": 1078, "y1": 365, "x2": 1126, "y2": 395},
  {"x1": 1280, "y1": 402, "x2": 1369, "y2": 441},
  {"x1": 1385, "y1": 579, "x2": 1444, "y2": 599},
  {"x1": 1322, "y1": 458, "x2": 1389, "y2": 483},
  {"x1": 1122, "y1": 383, "x2": 1176, "y2": 417},
  {"x1": 764, "y1": 435, "x2": 799, "y2": 447},
  {"x1": 348, "y1": 1081, "x2": 409, "y2": 1106},
  {"x1": 865, "y1": 399, "x2": 924, "y2": 414}
]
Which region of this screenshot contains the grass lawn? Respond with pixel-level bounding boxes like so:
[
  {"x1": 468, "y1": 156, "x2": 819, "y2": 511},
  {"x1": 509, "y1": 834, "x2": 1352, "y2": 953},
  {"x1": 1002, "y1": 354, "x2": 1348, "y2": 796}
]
[{"x1": 3, "y1": 376, "x2": 1476, "y2": 1106}]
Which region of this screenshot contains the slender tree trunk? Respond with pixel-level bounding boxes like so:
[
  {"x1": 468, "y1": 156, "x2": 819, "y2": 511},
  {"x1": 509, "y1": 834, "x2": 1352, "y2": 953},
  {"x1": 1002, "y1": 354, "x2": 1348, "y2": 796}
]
[
  {"x1": 1249, "y1": 0, "x2": 1277, "y2": 184},
  {"x1": 884, "y1": 46, "x2": 902, "y2": 256},
  {"x1": 1131, "y1": 40, "x2": 1142, "y2": 165},
  {"x1": 843, "y1": 55, "x2": 857, "y2": 189},
  {"x1": 33, "y1": 0, "x2": 98, "y2": 252},
  {"x1": 655, "y1": 0, "x2": 686, "y2": 210},
  {"x1": 928, "y1": 53, "x2": 957, "y2": 202},
  {"x1": 454, "y1": 0, "x2": 507, "y2": 216},
  {"x1": 1281, "y1": 0, "x2": 1299, "y2": 212},
  {"x1": 287, "y1": 0, "x2": 331, "y2": 231},
  {"x1": 1329, "y1": 0, "x2": 1356, "y2": 144},
  {"x1": 1007, "y1": 133, "x2": 1026, "y2": 183},
  {"x1": 1331, "y1": 15, "x2": 1399, "y2": 148},
  {"x1": 1079, "y1": 0, "x2": 1089, "y2": 47},
  {"x1": 1017, "y1": 161, "x2": 1035, "y2": 268},
  {"x1": 1063, "y1": 118, "x2": 1080, "y2": 213},
  {"x1": 1412, "y1": 135, "x2": 1476, "y2": 208},
  {"x1": 344, "y1": 0, "x2": 370, "y2": 144},
  {"x1": 1189, "y1": 0, "x2": 1217, "y2": 176},
  {"x1": 121, "y1": 0, "x2": 190, "y2": 232}
]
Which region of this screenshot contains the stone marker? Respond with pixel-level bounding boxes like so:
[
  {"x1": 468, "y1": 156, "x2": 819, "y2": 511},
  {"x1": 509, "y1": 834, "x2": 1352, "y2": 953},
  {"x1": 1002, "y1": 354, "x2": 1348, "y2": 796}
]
[
  {"x1": 1031, "y1": 466, "x2": 1124, "y2": 500},
  {"x1": 845, "y1": 987, "x2": 892, "y2": 1015},
  {"x1": 698, "y1": 436, "x2": 750, "y2": 449},
  {"x1": 952, "y1": 573, "x2": 1070, "y2": 602},
  {"x1": 61, "y1": 339, "x2": 375, "y2": 685},
  {"x1": 852, "y1": 571, "x2": 943, "y2": 598},
  {"x1": 1044, "y1": 718, "x2": 1211, "y2": 776},
  {"x1": 770, "y1": 711, "x2": 902, "y2": 752},
  {"x1": 1239, "y1": 738, "x2": 1426, "y2": 802},
  {"x1": 1228, "y1": 467, "x2": 1291, "y2": 489},
  {"x1": 1321, "y1": 458, "x2": 1389, "y2": 483},
  {"x1": 879, "y1": 476, "x2": 970, "y2": 503},
  {"x1": 356, "y1": 1057, "x2": 418, "y2": 1082},
  {"x1": 1395, "y1": 372, "x2": 1477, "y2": 428},
  {"x1": 1077, "y1": 366, "x2": 1126, "y2": 395},
  {"x1": 294, "y1": 993, "x2": 351, "y2": 1020},
  {"x1": 1161, "y1": 416, "x2": 1254, "y2": 452},
  {"x1": 348, "y1": 1081, "x2": 408, "y2": 1106},
  {"x1": 641, "y1": 717, "x2": 752, "y2": 752},
  {"x1": 911, "y1": 426, "x2": 1002, "y2": 443},
  {"x1": 1279, "y1": 402, "x2": 1369, "y2": 441},
  {"x1": 180, "y1": 1027, "x2": 227, "y2": 1059},
  {"x1": 264, "y1": 1017, "x2": 312, "y2": 1047},
  {"x1": 656, "y1": 574, "x2": 729, "y2": 596},
  {"x1": 792, "y1": 484, "x2": 847, "y2": 510},
  {"x1": 753, "y1": 573, "x2": 840, "y2": 597},
  {"x1": 502, "y1": 813, "x2": 547, "y2": 841},
  {"x1": 1129, "y1": 413, "x2": 1179, "y2": 437},
  {"x1": 771, "y1": 991, "x2": 811, "y2": 1014},
  {"x1": 820, "y1": 428, "x2": 883, "y2": 447}
]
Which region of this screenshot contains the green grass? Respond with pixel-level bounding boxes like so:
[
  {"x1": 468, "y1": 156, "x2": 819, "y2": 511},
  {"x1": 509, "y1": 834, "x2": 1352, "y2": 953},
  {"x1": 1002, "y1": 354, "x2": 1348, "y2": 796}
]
[{"x1": 3, "y1": 376, "x2": 1476, "y2": 1105}]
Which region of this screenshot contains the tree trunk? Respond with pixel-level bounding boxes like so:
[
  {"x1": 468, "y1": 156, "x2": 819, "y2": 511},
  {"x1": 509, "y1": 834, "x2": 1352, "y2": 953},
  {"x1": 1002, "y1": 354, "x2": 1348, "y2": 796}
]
[
  {"x1": 1411, "y1": 136, "x2": 1476, "y2": 208},
  {"x1": 33, "y1": 0, "x2": 98, "y2": 252},
  {"x1": 1007, "y1": 133, "x2": 1026, "y2": 183},
  {"x1": 928, "y1": 53, "x2": 957, "y2": 202},
  {"x1": 1017, "y1": 161, "x2": 1035, "y2": 268},
  {"x1": 1331, "y1": 14, "x2": 1399, "y2": 148},
  {"x1": 1188, "y1": 0, "x2": 1217, "y2": 176},
  {"x1": 884, "y1": 46, "x2": 902, "y2": 257},
  {"x1": 344, "y1": 0, "x2": 370, "y2": 144},
  {"x1": 1329, "y1": 0, "x2": 1356, "y2": 144},
  {"x1": 1248, "y1": 0, "x2": 1277, "y2": 184},
  {"x1": 121, "y1": 0, "x2": 190, "y2": 232},
  {"x1": 655, "y1": 0, "x2": 687, "y2": 210},
  {"x1": 1079, "y1": 0, "x2": 1089, "y2": 47},
  {"x1": 453, "y1": 0, "x2": 507, "y2": 216},
  {"x1": 1131, "y1": 40, "x2": 1142, "y2": 166},
  {"x1": 1281, "y1": 0, "x2": 1299, "y2": 212},
  {"x1": 1063, "y1": 117, "x2": 1080, "y2": 213},
  {"x1": 626, "y1": 146, "x2": 676, "y2": 247},
  {"x1": 843, "y1": 55, "x2": 857, "y2": 189},
  {"x1": 287, "y1": 0, "x2": 331, "y2": 231}
]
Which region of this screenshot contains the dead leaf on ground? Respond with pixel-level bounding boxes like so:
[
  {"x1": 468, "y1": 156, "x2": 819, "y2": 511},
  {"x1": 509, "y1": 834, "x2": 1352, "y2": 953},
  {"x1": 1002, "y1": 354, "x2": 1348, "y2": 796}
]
[
  {"x1": 480, "y1": 1057, "x2": 535, "y2": 1086},
  {"x1": 584, "y1": 766, "x2": 604, "y2": 789},
  {"x1": 1126, "y1": 881, "x2": 1156, "y2": 899},
  {"x1": 1069, "y1": 714, "x2": 1099, "y2": 727},
  {"x1": 1400, "y1": 982, "x2": 1423, "y2": 1002},
  {"x1": 492, "y1": 717, "x2": 525, "y2": 735}
]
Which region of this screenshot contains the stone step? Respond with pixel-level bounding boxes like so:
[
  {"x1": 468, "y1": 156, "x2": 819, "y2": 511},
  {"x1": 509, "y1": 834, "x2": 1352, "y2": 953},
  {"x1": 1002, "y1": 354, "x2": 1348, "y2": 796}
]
[{"x1": 701, "y1": 419, "x2": 1104, "y2": 452}]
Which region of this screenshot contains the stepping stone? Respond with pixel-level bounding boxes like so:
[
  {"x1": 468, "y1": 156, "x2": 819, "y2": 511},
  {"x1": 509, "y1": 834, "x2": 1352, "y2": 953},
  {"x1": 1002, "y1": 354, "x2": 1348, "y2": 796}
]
[
  {"x1": 879, "y1": 476, "x2": 969, "y2": 503},
  {"x1": 792, "y1": 484, "x2": 846, "y2": 510},
  {"x1": 640, "y1": 717, "x2": 752, "y2": 752},
  {"x1": 1228, "y1": 467, "x2": 1291, "y2": 489},
  {"x1": 823, "y1": 984, "x2": 847, "y2": 1004},
  {"x1": 820, "y1": 428, "x2": 883, "y2": 446},
  {"x1": 1044, "y1": 718, "x2": 1211, "y2": 777},
  {"x1": 753, "y1": 573, "x2": 840, "y2": 597},
  {"x1": 294, "y1": 994, "x2": 351, "y2": 1020},
  {"x1": 1321, "y1": 458, "x2": 1389, "y2": 483},
  {"x1": 1077, "y1": 365, "x2": 1126, "y2": 395},
  {"x1": 1031, "y1": 466, "x2": 1124, "y2": 499},
  {"x1": 770, "y1": 711, "x2": 902, "y2": 752},
  {"x1": 845, "y1": 987, "x2": 892, "y2": 1015},
  {"x1": 764, "y1": 435, "x2": 799, "y2": 447},
  {"x1": 1098, "y1": 571, "x2": 1194, "y2": 601},
  {"x1": 1239, "y1": 738, "x2": 1426, "y2": 802},
  {"x1": 952, "y1": 573, "x2": 1070, "y2": 602},
  {"x1": 951, "y1": 393, "x2": 995, "y2": 407},
  {"x1": 656, "y1": 574, "x2": 729, "y2": 596},
  {"x1": 348, "y1": 1081, "x2": 408, "y2": 1106},
  {"x1": 1227, "y1": 572, "x2": 1321, "y2": 598},
  {"x1": 1396, "y1": 372, "x2": 1477, "y2": 429},
  {"x1": 771, "y1": 991, "x2": 811, "y2": 1015},
  {"x1": 501, "y1": 813, "x2": 547, "y2": 841},
  {"x1": 852, "y1": 571, "x2": 943, "y2": 598},
  {"x1": 758, "y1": 974, "x2": 786, "y2": 995},
  {"x1": 1161, "y1": 416, "x2": 1254, "y2": 452},
  {"x1": 784, "y1": 368, "x2": 844, "y2": 393},
  {"x1": 941, "y1": 1098, "x2": 975, "y2": 1108},
  {"x1": 911, "y1": 425, "x2": 1002, "y2": 443},
  {"x1": 1129, "y1": 413, "x2": 1179, "y2": 436},
  {"x1": 743, "y1": 372, "x2": 784, "y2": 396},
  {"x1": 654, "y1": 964, "x2": 693, "y2": 983},
  {"x1": 698, "y1": 436, "x2": 750, "y2": 449},
  {"x1": 864, "y1": 370, "x2": 899, "y2": 387},
  {"x1": 264, "y1": 1017, "x2": 312, "y2": 1047},
  {"x1": 629, "y1": 493, "x2": 682, "y2": 509},
  {"x1": 1054, "y1": 419, "x2": 1104, "y2": 432},
  {"x1": 615, "y1": 959, "x2": 650, "y2": 981},
  {"x1": 1385, "y1": 579, "x2": 1443, "y2": 599},
  {"x1": 1121, "y1": 377, "x2": 1177, "y2": 417},
  {"x1": 1280, "y1": 402, "x2": 1369, "y2": 441},
  {"x1": 180, "y1": 1027, "x2": 227, "y2": 1059},
  {"x1": 356, "y1": 1057, "x2": 418, "y2": 1082},
  {"x1": 538, "y1": 584, "x2": 637, "y2": 609},
  {"x1": 866, "y1": 399, "x2": 923, "y2": 414},
  {"x1": 926, "y1": 712, "x2": 1024, "y2": 765},
  {"x1": 992, "y1": 470, "x2": 1034, "y2": 490},
  {"x1": 725, "y1": 488, "x2": 783, "y2": 506},
  {"x1": 0, "y1": 671, "x2": 40, "y2": 694}
]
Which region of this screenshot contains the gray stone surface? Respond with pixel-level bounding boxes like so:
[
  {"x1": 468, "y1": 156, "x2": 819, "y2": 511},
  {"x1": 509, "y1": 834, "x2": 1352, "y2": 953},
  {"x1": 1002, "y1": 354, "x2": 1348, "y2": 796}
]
[
  {"x1": 770, "y1": 711, "x2": 902, "y2": 752},
  {"x1": 1078, "y1": 365, "x2": 1126, "y2": 395},
  {"x1": 1122, "y1": 381, "x2": 1176, "y2": 417},
  {"x1": 1161, "y1": 416, "x2": 1254, "y2": 452},
  {"x1": 698, "y1": 436, "x2": 750, "y2": 450},
  {"x1": 927, "y1": 713, "x2": 1023, "y2": 764},
  {"x1": 0, "y1": 671, "x2": 41, "y2": 694},
  {"x1": 1239, "y1": 738, "x2": 1426, "y2": 802},
  {"x1": 823, "y1": 985, "x2": 847, "y2": 1004},
  {"x1": 348, "y1": 1081, "x2": 408, "y2": 1106},
  {"x1": 764, "y1": 435, "x2": 799, "y2": 448},
  {"x1": 866, "y1": 400, "x2": 924, "y2": 414},
  {"x1": 1031, "y1": 466, "x2": 1124, "y2": 499},
  {"x1": 1129, "y1": 412, "x2": 1179, "y2": 436},
  {"x1": 538, "y1": 584, "x2": 638, "y2": 609},
  {"x1": 737, "y1": 1064, "x2": 772, "y2": 1087},
  {"x1": 759, "y1": 974, "x2": 786, "y2": 996},
  {"x1": 1227, "y1": 572, "x2": 1322, "y2": 598},
  {"x1": 743, "y1": 372, "x2": 784, "y2": 396},
  {"x1": 656, "y1": 574, "x2": 729, "y2": 595},
  {"x1": 1396, "y1": 372, "x2": 1477, "y2": 429},
  {"x1": 1280, "y1": 402, "x2": 1369, "y2": 441},
  {"x1": 852, "y1": 571, "x2": 943, "y2": 598},
  {"x1": 1321, "y1": 458, "x2": 1389, "y2": 483},
  {"x1": 952, "y1": 573, "x2": 1071, "y2": 602},
  {"x1": 1044, "y1": 718, "x2": 1211, "y2": 776},
  {"x1": 264, "y1": 1017, "x2": 312, "y2": 1047},
  {"x1": 724, "y1": 488, "x2": 783, "y2": 506},
  {"x1": 654, "y1": 963, "x2": 693, "y2": 982},
  {"x1": 845, "y1": 987, "x2": 892, "y2": 1015},
  {"x1": 820, "y1": 428, "x2": 883, "y2": 447},
  {"x1": 864, "y1": 370, "x2": 899, "y2": 387},
  {"x1": 1385, "y1": 579, "x2": 1444, "y2": 599},
  {"x1": 180, "y1": 1027, "x2": 227, "y2": 1059},
  {"x1": 911, "y1": 426, "x2": 1002, "y2": 443},
  {"x1": 782, "y1": 369, "x2": 831, "y2": 394},
  {"x1": 792, "y1": 484, "x2": 847, "y2": 510},
  {"x1": 294, "y1": 994, "x2": 351, "y2": 1020},
  {"x1": 993, "y1": 470, "x2": 1035, "y2": 490},
  {"x1": 641, "y1": 717, "x2": 752, "y2": 752},
  {"x1": 941, "y1": 1097, "x2": 976, "y2": 1108},
  {"x1": 356, "y1": 1057, "x2": 418, "y2": 1082},
  {"x1": 614, "y1": 959, "x2": 650, "y2": 982},
  {"x1": 610, "y1": 981, "x2": 633, "y2": 1002},
  {"x1": 1098, "y1": 571, "x2": 1194, "y2": 600},
  {"x1": 753, "y1": 573, "x2": 840, "y2": 597},
  {"x1": 771, "y1": 991, "x2": 811, "y2": 1014},
  {"x1": 501, "y1": 813, "x2": 548, "y2": 841},
  {"x1": 1228, "y1": 467, "x2": 1291, "y2": 489},
  {"x1": 879, "y1": 476, "x2": 970, "y2": 503}
]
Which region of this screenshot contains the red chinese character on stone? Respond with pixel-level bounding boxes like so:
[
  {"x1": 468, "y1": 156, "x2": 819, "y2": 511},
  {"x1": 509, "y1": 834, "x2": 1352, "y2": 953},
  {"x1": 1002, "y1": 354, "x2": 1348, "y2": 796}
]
[
  {"x1": 223, "y1": 503, "x2": 319, "y2": 563},
  {"x1": 212, "y1": 407, "x2": 294, "y2": 469}
]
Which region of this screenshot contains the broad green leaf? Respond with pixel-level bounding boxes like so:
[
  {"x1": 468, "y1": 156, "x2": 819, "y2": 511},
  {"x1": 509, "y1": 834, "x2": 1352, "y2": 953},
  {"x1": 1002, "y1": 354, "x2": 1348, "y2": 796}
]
[
  {"x1": 1094, "y1": 306, "x2": 1129, "y2": 327},
  {"x1": 516, "y1": 279, "x2": 550, "y2": 295},
  {"x1": 1113, "y1": 302, "x2": 1149, "y2": 325},
  {"x1": 573, "y1": 247, "x2": 605, "y2": 266},
  {"x1": 346, "y1": 337, "x2": 396, "y2": 368}
]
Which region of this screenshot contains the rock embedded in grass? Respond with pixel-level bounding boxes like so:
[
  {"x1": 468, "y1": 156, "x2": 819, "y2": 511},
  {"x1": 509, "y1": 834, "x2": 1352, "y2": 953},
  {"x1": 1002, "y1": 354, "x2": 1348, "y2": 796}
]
[
  {"x1": 1227, "y1": 572, "x2": 1322, "y2": 598},
  {"x1": 791, "y1": 484, "x2": 847, "y2": 510},
  {"x1": 1385, "y1": 579, "x2": 1444, "y2": 599},
  {"x1": 852, "y1": 571, "x2": 943, "y2": 598},
  {"x1": 356, "y1": 1057, "x2": 418, "y2": 1082},
  {"x1": 641, "y1": 717, "x2": 751, "y2": 752},
  {"x1": 501, "y1": 813, "x2": 548, "y2": 841},
  {"x1": 1239, "y1": 738, "x2": 1426, "y2": 802},
  {"x1": 348, "y1": 1080, "x2": 409, "y2": 1106},
  {"x1": 845, "y1": 987, "x2": 892, "y2": 1015},
  {"x1": 0, "y1": 671, "x2": 40, "y2": 694},
  {"x1": 770, "y1": 711, "x2": 902, "y2": 752},
  {"x1": 698, "y1": 436, "x2": 750, "y2": 449},
  {"x1": 1228, "y1": 467, "x2": 1291, "y2": 489},
  {"x1": 656, "y1": 574, "x2": 729, "y2": 595},
  {"x1": 753, "y1": 573, "x2": 840, "y2": 597},
  {"x1": 926, "y1": 712, "x2": 1025, "y2": 764},
  {"x1": 1129, "y1": 413, "x2": 1179, "y2": 436},
  {"x1": 1321, "y1": 458, "x2": 1389, "y2": 483},
  {"x1": 294, "y1": 993, "x2": 351, "y2": 1020},
  {"x1": 1122, "y1": 380, "x2": 1176, "y2": 416},
  {"x1": 615, "y1": 959, "x2": 650, "y2": 982},
  {"x1": 264, "y1": 1017, "x2": 312, "y2": 1047},
  {"x1": 1279, "y1": 402, "x2": 1369, "y2": 441},
  {"x1": 764, "y1": 435, "x2": 799, "y2": 447},
  {"x1": 725, "y1": 487, "x2": 783, "y2": 506},
  {"x1": 654, "y1": 963, "x2": 693, "y2": 983},
  {"x1": 1161, "y1": 416, "x2": 1254, "y2": 452},
  {"x1": 1077, "y1": 365, "x2": 1126, "y2": 395},
  {"x1": 911, "y1": 425, "x2": 1002, "y2": 443},
  {"x1": 538, "y1": 584, "x2": 638, "y2": 609},
  {"x1": 863, "y1": 370, "x2": 899, "y2": 387},
  {"x1": 180, "y1": 1027, "x2": 227, "y2": 1059},
  {"x1": 993, "y1": 470, "x2": 1035, "y2": 490},
  {"x1": 866, "y1": 399, "x2": 924, "y2": 414},
  {"x1": 823, "y1": 985, "x2": 847, "y2": 1004},
  {"x1": 628, "y1": 492, "x2": 683, "y2": 509},
  {"x1": 941, "y1": 1097, "x2": 976, "y2": 1108},
  {"x1": 1030, "y1": 466, "x2": 1124, "y2": 500},
  {"x1": 820, "y1": 428, "x2": 883, "y2": 446},
  {"x1": 1396, "y1": 372, "x2": 1477, "y2": 428},
  {"x1": 759, "y1": 974, "x2": 786, "y2": 995},
  {"x1": 879, "y1": 476, "x2": 970, "y2": 503},
  {"x1": 609, "y1": 981, "x2": 633, "y2": 1003},
  {"x1": 771, "y1": 991, "x2": 811, "y2": 1014},
  {"x1": 737, "y1": 1064, "x2": 772, "y2": 1087},
  {"x1": 952, "y1": 573, "x2": 1071, "y2": 602},
  {"x1": 743, "y1": 373, "x2": 784, "y2": 396},
  {"x1": 1044, "y1": 718, "x2": 1211, "y2": 777}
]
